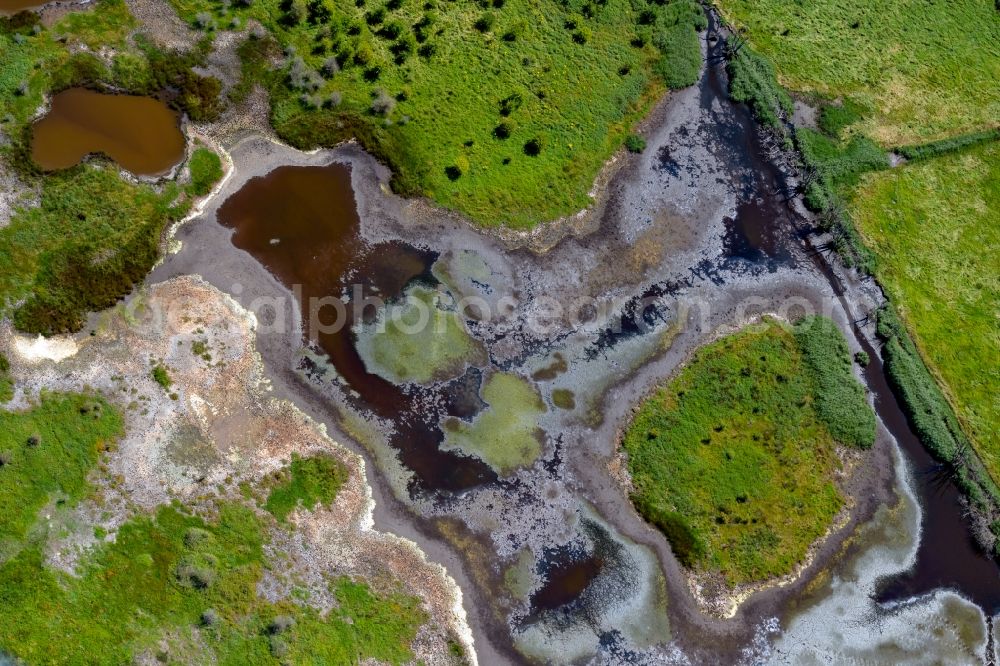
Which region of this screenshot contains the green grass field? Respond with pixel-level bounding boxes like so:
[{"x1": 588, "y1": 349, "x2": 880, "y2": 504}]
[
  {"x1": 851, "y1": 141, "x2": 1000, "y2": 479},
  {"x1": 170, "y1": 0, "x2": 706, "y2": 228},
  {"x1": 0, "y1": 393, "x2": 427, "y2": 663},
  {"x1": 623, "y1": 318, "x2": 873, "y2": 586},
  {"x1": 716, "y1": 0, "x2": 1000, "y2": 146}
]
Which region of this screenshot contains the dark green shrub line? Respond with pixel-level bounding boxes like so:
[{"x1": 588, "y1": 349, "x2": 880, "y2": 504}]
[
  {"x1": 794, "y1": 128, "x2": 888, "y2": 272},
  {"x1": 725, "y1": 44, "x2": 792, "y2": 130},
  {"x1": 896, "y1": 129, "x2": 1000, "y2": 161},
  {"x1": 793, "y1": 316, "x2": 876, "y2": 449},
  {"x1": 877, "y1": 305, "x2": 1000, "y2": 549}
]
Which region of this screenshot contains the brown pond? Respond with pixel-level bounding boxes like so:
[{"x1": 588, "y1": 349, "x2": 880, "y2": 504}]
[
  {"x1": 30, "y1": 87, "x2": 185, "y2": 176},
  {"x1": 0, "y1": 0, "x2": 46, "y2": 14}
]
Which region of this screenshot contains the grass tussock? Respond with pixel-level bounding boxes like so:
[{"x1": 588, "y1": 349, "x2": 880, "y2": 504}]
[
  {"x1": 623, "y1": 318, "x2": 873, "y2": 585},
  {"x1": 186, "y1": 146, "x2": 225, "y2": 196}
]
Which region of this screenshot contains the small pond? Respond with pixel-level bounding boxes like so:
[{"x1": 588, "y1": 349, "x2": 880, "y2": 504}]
[{"x1": 30, "y1": 87, "x2": 185, "y2": 176}]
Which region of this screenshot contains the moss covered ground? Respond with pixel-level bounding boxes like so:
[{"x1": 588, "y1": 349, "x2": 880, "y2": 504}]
[
  {"x1": 623, "y1": 318, "x2": 873, "y2": 586},
  {"x1": 851, "y1": 141, "x2": 1000, "y2": 479},
  {"x1": 169, "y1": 0, "x2": 706, "y2": 228},
  {"x1": 355, "y1": 285, "x2": 484, "y2": 384},
  {"x1": 0, "y1": 393, "x2": 428, "y2": 663},
  {"x1": 443, "y1": 372, "x2": 546, "y2": 475},
  {"x1": 716, "y1": 0, "x2": 1000, "y2": 146}
]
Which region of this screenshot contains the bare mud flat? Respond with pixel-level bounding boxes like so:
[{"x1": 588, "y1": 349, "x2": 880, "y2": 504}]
[
  {"x1": 30, "y1": 87, "x2": 185, "y2": 176},
  {"x1": 140, "y1": 11, "x2": 1000, "y2": 666}
]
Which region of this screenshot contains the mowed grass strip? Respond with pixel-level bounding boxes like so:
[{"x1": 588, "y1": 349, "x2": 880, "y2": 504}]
[
  {"x1": 850, "y1": 140, "x2": 1000, "y2": 478},
  {"x1": 716, "y1": 0, "x2": 1000, "y2": 145},
  {"x1": 624, "y1": 319, "x2": 872, "y2": 586}
]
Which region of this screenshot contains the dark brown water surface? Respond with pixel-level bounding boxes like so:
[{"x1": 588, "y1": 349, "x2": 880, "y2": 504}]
[
  {"x1": 30, "y1": 88, "x2": 185, "y2": 175},
  {"x1": 217, "y1": 163, "x2": 496, "y2": 494},
  {"x1": 0, "y1": 0, "x2": 44, "y2": 14}
]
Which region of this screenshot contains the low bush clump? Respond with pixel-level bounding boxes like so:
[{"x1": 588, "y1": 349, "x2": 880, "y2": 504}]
[
  {"x1": 625, "y1": 133, "x2": 646, "y2": 153},
  {"x1": 264, "y1": 452, "x2": 349, "y2": 522},
  {"x1": 897, "y1": 129, "x2": 1000, "y2": 161},
  {"x1": 186, "y1": 147, "x2": 224, "y2": 196},
  {"x1": 726, "y1": 45, "x2": 792, "y2": 129}
]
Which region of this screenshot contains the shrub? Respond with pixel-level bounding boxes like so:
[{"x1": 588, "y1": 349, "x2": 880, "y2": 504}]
[
  {"x1": 625, "y1": 133, "x2": 646, "y2": 153},
  {"x1": 474, "y1": 12, "x2": 495, "y2": 32},
  {"x1": 174, "y1": 554, "x2": 218, "y2": 589},
  {"x1": 727, "y1": 45, "x2": 792, "y2": 129},
  {"x1": 194, "y1": 12, "x2": 213, "y2": 29},
  {"x1": 370, "y1": 88, "x2": 396, "y2": 115},
  {"x1": 152, "y1": 365, "x2": 172, "y2": 390},
  {"x1": 201, "y1": 608, "x2": 220, "y2": 627},
  {"x1": 854, "y1": 350, "x2": 870, "y2": 366},
  {"x1": 324, "y1": 91, "x2": 343, "y2": 108}
]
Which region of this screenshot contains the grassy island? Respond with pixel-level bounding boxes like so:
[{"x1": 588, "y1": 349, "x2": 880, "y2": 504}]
[{"x1": 623, "y1": 317, "x2": 873, "y2": 586}]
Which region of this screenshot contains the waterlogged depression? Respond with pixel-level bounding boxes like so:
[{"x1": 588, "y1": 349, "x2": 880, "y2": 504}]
[{"x1": 152, "y1": 9, "x2": 1000, "y2": 664}]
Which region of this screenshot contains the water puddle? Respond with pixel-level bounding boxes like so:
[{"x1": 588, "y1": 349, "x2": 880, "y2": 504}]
[
  {"x1": 216, "y1": 163, "x2": 496, "y2": 494},
  {"x1": 30, "y1": 88, "x2": 185, "y2": 175},
  {"x1": 0, "y1": 0, "x2": 46, "y2": 14}
]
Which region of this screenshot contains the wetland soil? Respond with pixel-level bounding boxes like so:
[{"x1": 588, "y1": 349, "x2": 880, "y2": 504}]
[
  {"x1": 151, "y1": 10, "x2": 1000, "y2": 666},
  {"x1": 30, "y1": 88, "x2": 185, "y2": 175}
]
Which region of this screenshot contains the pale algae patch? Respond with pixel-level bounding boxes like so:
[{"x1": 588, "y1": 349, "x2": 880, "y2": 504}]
[
  {"x1": 355, "y1": 285, "x2": 485, "y2": 384},
  {"x1": 766, "y1": 443, "x2": 989, "y2": 663},
  {"x1": 442, "y1": 372, "x2": 546, "y2": 475}
]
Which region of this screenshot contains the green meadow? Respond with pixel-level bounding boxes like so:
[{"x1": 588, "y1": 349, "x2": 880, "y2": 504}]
[
  {"x1": 170, "y1": 0, "x2": 706, "y2": 228},
  {"x1": 850, "y1": 141, "x2": 1000, "y2": 479}
]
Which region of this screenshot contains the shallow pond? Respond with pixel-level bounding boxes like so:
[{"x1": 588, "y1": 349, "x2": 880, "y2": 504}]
[{"x1": 30, "y1": 88, "x2": 185, "y2": 176}]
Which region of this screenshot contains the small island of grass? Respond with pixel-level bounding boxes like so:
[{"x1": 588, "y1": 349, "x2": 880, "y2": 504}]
[{"x1": 623, "y1": 317, "x2": 874, "y2": 587}]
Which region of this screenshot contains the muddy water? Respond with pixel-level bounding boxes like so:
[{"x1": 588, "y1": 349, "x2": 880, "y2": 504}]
[
  {"x1": 216, "y1": 163, "x2": 496, "y2": 493},
  {"x1": 30, "y1": 88, "x2": 185, "y2": 175},
  {"x1": 857, "y1": 329, "x2": 1000, "y2": 610},
  {"x1": 0, "y1": 0, "x2": 45, "y2": 14}
]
